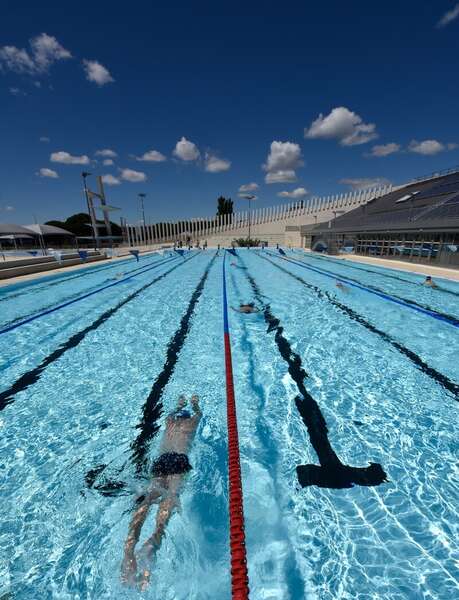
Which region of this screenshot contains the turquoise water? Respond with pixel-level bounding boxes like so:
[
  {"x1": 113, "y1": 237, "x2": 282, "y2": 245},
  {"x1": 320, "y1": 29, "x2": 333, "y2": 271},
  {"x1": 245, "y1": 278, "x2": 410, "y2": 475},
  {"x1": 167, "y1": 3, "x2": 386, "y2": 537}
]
[{"x1": 0, "y1": 249, "x2": 458, "y2": 599}]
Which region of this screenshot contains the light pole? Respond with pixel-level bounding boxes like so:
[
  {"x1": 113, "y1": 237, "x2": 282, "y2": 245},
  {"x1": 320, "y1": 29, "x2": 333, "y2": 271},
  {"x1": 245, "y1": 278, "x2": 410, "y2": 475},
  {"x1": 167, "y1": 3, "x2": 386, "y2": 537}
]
[
  {"x1": 240, "y1": 194, "x2": 256, "y2": 245},
  {"x1": 139, "y1": 193, "x2": 146, "y2": 225}
]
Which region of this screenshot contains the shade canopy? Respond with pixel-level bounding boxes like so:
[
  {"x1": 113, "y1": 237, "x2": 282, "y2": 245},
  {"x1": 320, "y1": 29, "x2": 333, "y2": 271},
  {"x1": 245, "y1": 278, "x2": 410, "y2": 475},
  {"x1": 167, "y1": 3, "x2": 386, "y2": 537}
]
[
  {"x1": 0, "y1": 223, "x2": 36, "y2": 236},
  {"x1": 0, "y1": 233, "x2": 34, "y2": 240},
  {"x1": 23, "y1": 224, "x2": 75, "y2": 236}
]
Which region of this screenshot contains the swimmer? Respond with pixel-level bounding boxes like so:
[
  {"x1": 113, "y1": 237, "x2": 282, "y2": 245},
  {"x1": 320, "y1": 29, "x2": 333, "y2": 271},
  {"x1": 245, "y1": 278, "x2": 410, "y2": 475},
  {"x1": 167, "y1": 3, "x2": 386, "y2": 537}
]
[
  {"x1": 423, "y1": 275, "x2": 437, "y2": 288},
  {"x1": 335, "y1": 280, "x2": 349, "y2": 293},
  {"x1": 110, "y1": 272, "x2": 125, "y2": 280},
  {"x1": 232, "y1": 302, "x2": 260, "y2": 314},
  {"x1": 121, "y1": 395, "x2": 202, "y2": 590}
]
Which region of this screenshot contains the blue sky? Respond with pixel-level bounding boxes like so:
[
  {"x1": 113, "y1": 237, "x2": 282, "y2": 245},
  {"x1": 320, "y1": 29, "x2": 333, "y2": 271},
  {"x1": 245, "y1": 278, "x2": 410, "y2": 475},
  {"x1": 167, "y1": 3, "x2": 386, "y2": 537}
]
[{"x1": 1, "y1": 1, "x2": 459, "y2": 225}]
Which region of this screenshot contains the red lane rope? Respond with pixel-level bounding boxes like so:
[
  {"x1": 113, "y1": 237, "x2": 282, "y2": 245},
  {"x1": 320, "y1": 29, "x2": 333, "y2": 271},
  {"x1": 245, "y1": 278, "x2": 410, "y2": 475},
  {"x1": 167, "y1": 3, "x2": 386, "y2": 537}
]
[{"x1": 222, "y1": 252, "x2": 250, "y2": 599}]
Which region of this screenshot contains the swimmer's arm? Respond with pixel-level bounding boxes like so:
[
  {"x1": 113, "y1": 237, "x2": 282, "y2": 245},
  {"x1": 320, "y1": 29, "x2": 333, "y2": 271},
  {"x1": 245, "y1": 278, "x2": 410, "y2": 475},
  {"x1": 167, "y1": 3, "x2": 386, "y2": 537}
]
[{"x1": 191, "y1": 395, "x2": 202, "y2": 416}]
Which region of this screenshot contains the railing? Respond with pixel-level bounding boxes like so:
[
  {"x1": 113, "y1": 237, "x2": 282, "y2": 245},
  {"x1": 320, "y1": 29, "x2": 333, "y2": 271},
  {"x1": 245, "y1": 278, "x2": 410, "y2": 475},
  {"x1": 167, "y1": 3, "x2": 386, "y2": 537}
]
[{"x1": 124, "y1": 184, "x2": 393, "y2": 246}]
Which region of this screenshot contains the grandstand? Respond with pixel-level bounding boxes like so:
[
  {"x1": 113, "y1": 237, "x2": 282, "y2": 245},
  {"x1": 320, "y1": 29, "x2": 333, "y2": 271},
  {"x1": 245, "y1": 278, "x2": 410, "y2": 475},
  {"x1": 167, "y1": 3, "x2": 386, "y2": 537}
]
[{"x1": 307, "y1": 170, "x2": 459, "y2": 268}]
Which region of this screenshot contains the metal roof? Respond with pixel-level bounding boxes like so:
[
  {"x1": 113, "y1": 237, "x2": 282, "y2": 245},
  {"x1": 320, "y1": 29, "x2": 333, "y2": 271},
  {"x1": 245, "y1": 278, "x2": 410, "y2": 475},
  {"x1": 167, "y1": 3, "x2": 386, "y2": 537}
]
[
  {"x1": 0, "y1": 223, "x2": 38, "y2": 236},
  {"x1": 23, "y1": 224, "x2": 75, "y2": 236},
  {"x1": 308, "y1": 172, "x2": 459, "y2": 235}
]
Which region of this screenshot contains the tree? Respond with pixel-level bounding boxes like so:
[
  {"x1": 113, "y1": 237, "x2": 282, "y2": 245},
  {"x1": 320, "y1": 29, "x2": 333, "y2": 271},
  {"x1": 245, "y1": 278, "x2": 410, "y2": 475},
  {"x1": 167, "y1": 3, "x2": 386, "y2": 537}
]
[
  {"x1": 216, "y1": 196, "x2": 233, "y2": 216},
  {"x1": 45, "y1": 213, "x2": 122, "y2": 237}
]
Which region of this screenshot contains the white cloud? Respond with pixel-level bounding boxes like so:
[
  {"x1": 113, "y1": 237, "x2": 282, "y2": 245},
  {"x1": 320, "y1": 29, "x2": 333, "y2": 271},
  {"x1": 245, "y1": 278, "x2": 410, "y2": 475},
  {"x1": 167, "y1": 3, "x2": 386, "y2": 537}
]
[
  {"x1": 204, "y1": 153, "x2": 231, "y2": 173},
  {"x1": 39, "y1": 136, "x2": 50, "y2": 142},
  {"x1": 239, "y1": 182, "x2": 259, "y2": 192},
  {"x1": 95, "y1": 148, "x2": 117, "y2": 157},
  {"x1": 339, "y1": 177, "x2": 391, "y2": 190},
  {"x1": 265, "y1": 169, "x2": 297, "y2": 184},
  {"x1": 136, "y1": 149, "x2": 167, "y2": 162},
  {"x1": 368, "y1": 143, "x2": 401, "y2": 157},
  {"x1": 37, "y1": 167, "x2": 58, "y2": 178},
  {"x1": 263, "y1": 141, "x2": 303, "y2": 184},
  {"x1": 278, "y1": 187, "x2": 309, "y2": 198},
  {"x1": 4, "y1": 205, "x2": 15, "y2": 211},
  {"x1": 437, "y1": 3, "x2": 459, "y2": 27},
  {"x1": 447, "y1": 143, "x2": 458, "y2": 150},
  {"x1": 0, "y1": 33, "x2": 71, "y2": 75},
  {"x1": 9, "y1": 86, "x2": 26, "y2": 96},
  {"x1": 102, "y1": 174, "x2": 121, "y2": 186},
  {"x1": 408, "y1": 139, "x2": 447, "y2": 155},
  {"x1": 103, "y1": 158, "x2": 114, "y2": 166},
  {"x1": 50, "y1": 151, "x2": 90, "y2": 165},
  {"x1": 263, "y1": 141, "x2": 303, "y2": 172},
  {"x1": 82, "y1": 60, "x2": 114, "y2": 86},
  {"x1": 119, "y1": 168, "x2": 147, "y2": 182},
  {"x1": 173, "y1": 137, "x2": 200, "y2": 161},
  {"x1": 238, "y1": 193, "x2": 258, "y2": 199},
  {"x1": 305, "y1": 106, "x2": 378, "y2": 146}
]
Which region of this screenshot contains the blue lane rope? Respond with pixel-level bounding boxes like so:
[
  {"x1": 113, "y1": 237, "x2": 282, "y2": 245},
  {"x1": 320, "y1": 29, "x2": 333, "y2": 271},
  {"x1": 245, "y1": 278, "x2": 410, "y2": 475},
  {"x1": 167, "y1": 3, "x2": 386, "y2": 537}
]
[
  {"x1": 267, "y1": 251, "x2": 459, "y2": 329},
  {"x1": 223, "y1": 252, "x2": 230, "y2": 334},
  {"x1": 0, "y1": 254, "x2": 180, "y2": 336}
]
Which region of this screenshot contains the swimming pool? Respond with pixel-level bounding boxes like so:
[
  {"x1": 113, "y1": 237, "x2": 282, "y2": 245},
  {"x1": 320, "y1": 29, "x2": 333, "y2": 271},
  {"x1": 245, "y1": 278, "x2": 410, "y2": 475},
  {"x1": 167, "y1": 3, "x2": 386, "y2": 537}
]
[{"x1": 1, "y1": 248, "x2": 458, "y2": 599}]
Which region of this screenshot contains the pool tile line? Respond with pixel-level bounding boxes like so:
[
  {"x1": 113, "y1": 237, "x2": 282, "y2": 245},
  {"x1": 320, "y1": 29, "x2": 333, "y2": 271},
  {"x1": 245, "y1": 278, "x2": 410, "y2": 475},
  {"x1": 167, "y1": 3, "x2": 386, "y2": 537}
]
[
  {"x1": 0, "y1": 253, "x2": 199, "y2": 412},
  {"x1": 237, "y1": 253, "x2": 387, "y2": 489},
  {"x1": 267, "y1": 251, "x2": 459, "y2": 329},
  {"x1": 257, "y1": 252, "x2": 459, "y2": 400}
]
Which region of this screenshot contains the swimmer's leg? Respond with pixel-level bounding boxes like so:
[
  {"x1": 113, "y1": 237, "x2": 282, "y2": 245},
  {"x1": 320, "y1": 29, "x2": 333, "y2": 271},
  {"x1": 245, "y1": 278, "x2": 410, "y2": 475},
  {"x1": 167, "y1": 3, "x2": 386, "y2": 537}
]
[
  {"x1": 137, "y1": 474, "x2": 184, "y2": 590},
  {"x1": 121, "y1": 478, "x2": 167, "y2": 585}
]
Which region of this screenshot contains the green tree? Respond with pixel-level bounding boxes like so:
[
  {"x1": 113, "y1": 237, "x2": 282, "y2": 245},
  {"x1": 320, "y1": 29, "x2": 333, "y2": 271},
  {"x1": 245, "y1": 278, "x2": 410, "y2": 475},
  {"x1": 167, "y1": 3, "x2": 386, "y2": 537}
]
[
  {"x1": 45, "y1": 213, "x2": 122, "y2": 237},
  {"x1": 216, "y1": 196, "x2": 233, "y2": 216}
]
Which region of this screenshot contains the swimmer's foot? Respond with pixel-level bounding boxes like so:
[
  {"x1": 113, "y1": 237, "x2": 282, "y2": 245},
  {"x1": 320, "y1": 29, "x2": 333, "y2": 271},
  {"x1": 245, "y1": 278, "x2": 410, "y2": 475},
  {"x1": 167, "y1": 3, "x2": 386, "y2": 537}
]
[
  {"x1": 135, "y1": 542, "x2": 158, "y2": 590},
  {"x1": 120, "y1": 552, "x2": 138, "y2": 586}
]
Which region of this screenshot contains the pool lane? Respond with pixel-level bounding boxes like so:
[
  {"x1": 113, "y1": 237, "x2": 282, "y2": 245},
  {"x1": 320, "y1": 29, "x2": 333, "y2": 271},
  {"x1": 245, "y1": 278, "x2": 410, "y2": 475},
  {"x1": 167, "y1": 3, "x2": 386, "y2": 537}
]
[
  {"x1": 268, "y1": 251, "x2": 459, "y2": 328},
  {"x1": 290, "y1": 250, "x2": 459, "y2": 320},
  {"x1": 0, "y1": 254, "x2": 199, "y2": 411},
  {"x1": 0, "y1": 252, "x2": 221, "y2": 599},
  {"x1": 0, "y1": 255, "x2": 181, "y2": 335},
  {"x1": 256, "y1": 252, "x2": 459, "y2": 399},
  {"x1": 0, "y1": 252, "x2": 168, "y2": 329},
  {"x1": 233, "y1": 250, "x2": 459, "y2": 598},
  {"x1": 0, "y1": 250, "x2": 164, "y2": 301},
  {"x1": 297, "y1": 251, "x2": 459, "y2": 298}
]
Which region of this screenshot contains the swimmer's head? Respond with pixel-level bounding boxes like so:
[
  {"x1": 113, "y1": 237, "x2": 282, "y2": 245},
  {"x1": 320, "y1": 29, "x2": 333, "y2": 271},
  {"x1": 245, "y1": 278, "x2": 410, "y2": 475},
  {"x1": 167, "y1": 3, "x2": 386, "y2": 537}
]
[{"x1": 425, "y1": 276, "x2": 432, "y2": 281}]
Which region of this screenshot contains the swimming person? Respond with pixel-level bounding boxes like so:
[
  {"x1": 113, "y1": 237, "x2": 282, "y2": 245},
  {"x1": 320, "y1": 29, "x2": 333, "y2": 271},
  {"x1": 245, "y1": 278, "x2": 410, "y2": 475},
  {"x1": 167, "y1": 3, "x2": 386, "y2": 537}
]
[
  {"x1": 423, "y1": 275, "x2": 437, "y2": 288},
  {"x1": 121, "y1": 395, "x2": 202, "y2": 590},
  {"x1": 232, "y1": 302, "x2": 260, "y2": 313},
  {"x1": 335, "y1": 280, "x2": 349, "y2": 293}
]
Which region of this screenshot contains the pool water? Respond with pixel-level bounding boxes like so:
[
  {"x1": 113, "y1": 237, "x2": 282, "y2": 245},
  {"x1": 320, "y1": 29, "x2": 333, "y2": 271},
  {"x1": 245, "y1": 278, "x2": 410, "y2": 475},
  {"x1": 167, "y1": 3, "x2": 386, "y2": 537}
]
[{"x1": 0, "y1": 249, "x2": 458, "y2": 599}]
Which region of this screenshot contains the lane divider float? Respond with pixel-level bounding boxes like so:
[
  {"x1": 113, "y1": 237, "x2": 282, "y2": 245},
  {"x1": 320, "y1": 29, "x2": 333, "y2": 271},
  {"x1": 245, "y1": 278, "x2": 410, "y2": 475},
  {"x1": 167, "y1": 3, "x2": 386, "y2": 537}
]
[{"x1": 222, "y1": 251, "x2": 250, "y2": 599}]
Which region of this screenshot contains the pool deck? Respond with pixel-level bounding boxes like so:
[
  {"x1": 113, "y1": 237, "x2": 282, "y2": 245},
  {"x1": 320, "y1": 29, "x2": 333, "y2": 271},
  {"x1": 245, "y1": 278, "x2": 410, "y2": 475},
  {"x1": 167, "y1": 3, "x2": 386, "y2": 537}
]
[{"x1": 307, "y1": 251, "x2": 459, "y2": 282}]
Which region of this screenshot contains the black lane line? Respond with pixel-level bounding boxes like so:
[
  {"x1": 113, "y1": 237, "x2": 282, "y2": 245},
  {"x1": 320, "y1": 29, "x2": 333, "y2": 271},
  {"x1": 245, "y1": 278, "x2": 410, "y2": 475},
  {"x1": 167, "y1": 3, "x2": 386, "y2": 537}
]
[
  {"x1": 85, "y1": 253, "x2": 216, "y2": 494},
  {"x1": 130, "y1": 253, "x2": 217, "y2": 475},
  {"x1": 301, "y1": 252, "x2": 459, "y2": 299},
  {"x1": 0, "y1": 251, "x2": 162, "y2": 304},
  {"x1": 236, "y1": 254, "x2": 387, "y2": 489},
  {"x1": 0, "y1": 254, "x2": 164, "y2": 330},
  {"x1": 0, "y1": 254, "x2": 198, "y2": 412},
  {"x1": 279, "y1": 253, "x2": 459, "y2": 326},
  {"x1": 258, "y1": 253, "x2": 459, "y2": 400}
]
